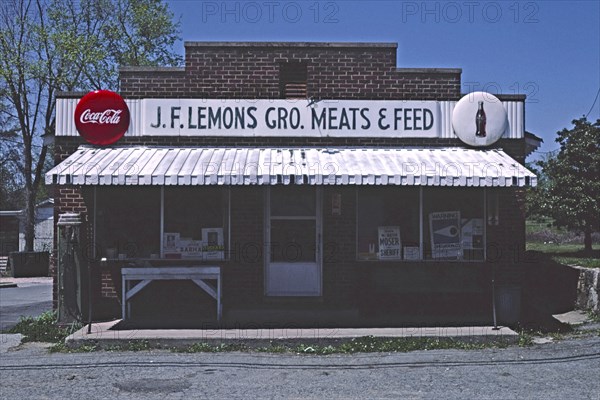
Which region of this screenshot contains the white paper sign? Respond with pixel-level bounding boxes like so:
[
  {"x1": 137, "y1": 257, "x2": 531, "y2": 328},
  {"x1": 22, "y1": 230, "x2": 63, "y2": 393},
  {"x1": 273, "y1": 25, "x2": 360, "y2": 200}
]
[
  {"x1": 378, "y1": 226, "x2": 402, "y2": 260},
  {"x1": 163, "y1": 233, "x2": 179, "y2": 251}
]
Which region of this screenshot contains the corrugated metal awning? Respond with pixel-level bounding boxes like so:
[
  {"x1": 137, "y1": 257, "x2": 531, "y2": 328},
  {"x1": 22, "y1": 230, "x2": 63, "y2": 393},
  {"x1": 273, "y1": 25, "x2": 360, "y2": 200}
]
[{"x1": 46, "y1": 146, "x2": 537, "y2": 187}]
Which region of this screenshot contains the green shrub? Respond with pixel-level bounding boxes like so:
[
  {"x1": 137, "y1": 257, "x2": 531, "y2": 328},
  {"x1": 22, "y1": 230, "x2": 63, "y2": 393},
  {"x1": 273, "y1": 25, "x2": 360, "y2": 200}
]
[{"x1": 8, "y1": 311, "x2": 81, "y2": 343}]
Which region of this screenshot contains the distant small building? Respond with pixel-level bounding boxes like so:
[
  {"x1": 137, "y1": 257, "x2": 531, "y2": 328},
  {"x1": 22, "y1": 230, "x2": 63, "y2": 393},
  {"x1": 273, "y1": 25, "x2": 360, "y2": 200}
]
[{"x1": 0, "y1": 199, "x2": 54, "y2": 256}]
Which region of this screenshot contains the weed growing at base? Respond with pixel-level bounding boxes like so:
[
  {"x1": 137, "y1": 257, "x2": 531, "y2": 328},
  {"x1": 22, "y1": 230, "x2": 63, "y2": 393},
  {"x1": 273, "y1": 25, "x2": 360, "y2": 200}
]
[
  {"x1": 7, "y1": 311, "x2": 81, "y2": 343},
  {"x1": 173, "y1": 336, "x2": 512, "y2": 355}
]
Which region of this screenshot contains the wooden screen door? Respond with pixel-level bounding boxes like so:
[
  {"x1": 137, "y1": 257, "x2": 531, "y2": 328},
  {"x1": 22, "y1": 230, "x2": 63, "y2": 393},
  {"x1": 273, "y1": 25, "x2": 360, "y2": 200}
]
[{"x1": 265, "y1": 186, "x2": 322, "y2": 296}]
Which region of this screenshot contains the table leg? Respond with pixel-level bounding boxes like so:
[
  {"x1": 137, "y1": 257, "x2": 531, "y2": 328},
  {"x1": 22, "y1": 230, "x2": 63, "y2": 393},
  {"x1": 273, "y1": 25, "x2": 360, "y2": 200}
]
[
  {"x1": 126, "y1": 280, "x2": 132, "y2": 319},
  {"x1": 121, "y1": 277, "x2": 126, "y2": 320},
  {"x1": 217, "y1": 276, "x2": 222, "y2": 320}
]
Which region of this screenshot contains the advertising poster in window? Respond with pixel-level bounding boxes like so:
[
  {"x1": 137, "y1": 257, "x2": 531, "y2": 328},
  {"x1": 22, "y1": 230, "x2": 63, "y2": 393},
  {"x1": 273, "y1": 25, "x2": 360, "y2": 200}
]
[
  {"x1": 179, "y1": 239, "x2": 203, "y2": 259},
  {"x1": 202, "y1": 228, "x2": 224, "y2": 260},
  {"x1": 163, "y1": 233, "x2": 179, "y2": 250},
  {"x1": 429, "y1": 211, "x2": 462, "y2": 259},
  {"x1": 378, "y1": 226, "x2": 402, "y2": 260},
  {"x1": 163, "y1": 232, "x2": 181, "y2": 258}
]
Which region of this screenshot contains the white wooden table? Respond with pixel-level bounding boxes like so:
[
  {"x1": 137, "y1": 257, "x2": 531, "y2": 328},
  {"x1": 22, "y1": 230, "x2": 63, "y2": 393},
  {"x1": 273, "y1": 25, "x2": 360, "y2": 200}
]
[{"x1": 121, "y1": 266, "x2": 222, "y2": 321}]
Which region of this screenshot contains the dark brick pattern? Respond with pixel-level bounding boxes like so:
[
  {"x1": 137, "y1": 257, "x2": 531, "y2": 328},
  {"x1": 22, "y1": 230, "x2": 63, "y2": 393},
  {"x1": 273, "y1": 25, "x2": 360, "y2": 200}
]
[{"x1": 120, "y1": 45, "x2": 461, "y2": 101}]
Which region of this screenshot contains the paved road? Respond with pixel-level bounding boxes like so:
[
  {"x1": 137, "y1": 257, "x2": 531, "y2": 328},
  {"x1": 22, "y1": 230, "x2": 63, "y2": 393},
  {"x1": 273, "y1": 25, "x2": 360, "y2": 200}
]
[
  {"x1": 0, "y1": 279, "x2": 53, "y2": 331},
  {"x1": 0, "y1": 335, "x2": 598, "y2": 399}
]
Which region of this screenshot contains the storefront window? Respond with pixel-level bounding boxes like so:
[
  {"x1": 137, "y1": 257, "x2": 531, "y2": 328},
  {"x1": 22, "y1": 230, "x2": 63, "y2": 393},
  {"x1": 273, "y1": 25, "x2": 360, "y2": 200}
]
[
  {"x1": 163, "y1": 187, "x2": 228, "y2": 260},
  {"x1": 96, "y1": 187, "x2": 160, "y2": 259},
  {"x1": 356, "y1": 187, "x2": 485, "y2": 262},
  {"x1": 271, "y1": 185, "x2": 316, "y2": 217},
  {"x1": 423, "y1": 188, "x2": 484, "y2": 261},
  {"x1": 270, "y1": 219, "x2": 316, "y2": 262},
  {"x1": 356, "y1": 187, "x2": 420, "y2": 261},
  {"x1": 269, "y1": 186, "x2": 317, "y2": 263}
]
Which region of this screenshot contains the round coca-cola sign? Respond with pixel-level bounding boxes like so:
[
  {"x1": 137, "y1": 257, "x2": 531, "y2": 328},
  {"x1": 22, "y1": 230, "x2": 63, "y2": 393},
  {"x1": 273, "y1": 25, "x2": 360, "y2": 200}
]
[
  {"x1": 452, "y1": 92, "x2": 508, "y2": 147},
  {"x1": 74, "y1": 90, "x2": 130, "y2": 145}
]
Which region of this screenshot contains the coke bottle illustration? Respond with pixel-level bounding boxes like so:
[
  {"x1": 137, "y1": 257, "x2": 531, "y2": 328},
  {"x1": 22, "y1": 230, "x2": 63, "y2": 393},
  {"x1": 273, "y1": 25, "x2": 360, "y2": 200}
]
[{"x1": 475, "y1": 101, "x2": 487, "y2": 137}]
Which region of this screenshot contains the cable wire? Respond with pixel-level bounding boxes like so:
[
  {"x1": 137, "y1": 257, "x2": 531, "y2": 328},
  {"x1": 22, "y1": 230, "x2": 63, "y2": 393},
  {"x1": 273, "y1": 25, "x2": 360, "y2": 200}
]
[{"x1": 584, "y1": 87, "x2": 600, "y2": 118}]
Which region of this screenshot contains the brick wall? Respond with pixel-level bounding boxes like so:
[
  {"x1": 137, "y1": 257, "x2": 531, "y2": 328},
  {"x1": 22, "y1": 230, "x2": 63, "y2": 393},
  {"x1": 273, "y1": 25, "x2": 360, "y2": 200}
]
[
  {"x1": 322, "y1": 187, "x2": 359, "y2": 305},
  {"x1": 227, "y1": 186, "x2": 264, "y2": 305},
  {"x1": 487, "y1": 187, "x2": 529, "y2": 286},
  {"x1": 120, "y1": 43, "x2": 461, "y2": 101},
  {"x1": 100, "y1": 271, "x2": 118, "y2": 298}
]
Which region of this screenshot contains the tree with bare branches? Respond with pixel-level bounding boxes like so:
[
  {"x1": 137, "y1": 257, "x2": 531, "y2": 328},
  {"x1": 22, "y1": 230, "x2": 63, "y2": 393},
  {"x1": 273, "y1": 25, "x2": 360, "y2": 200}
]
[{"x1": 0, "y1": 0, "x2": 181, "y2": 250}]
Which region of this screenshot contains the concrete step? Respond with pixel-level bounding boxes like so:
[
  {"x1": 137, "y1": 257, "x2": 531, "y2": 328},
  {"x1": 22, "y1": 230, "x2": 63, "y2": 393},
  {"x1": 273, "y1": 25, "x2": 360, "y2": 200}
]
[
  {"x1": 67, "y1": 319, "x2": 519, "y2": 349},
  {"x1": 0, "y1": 256, "x2": 9, "y2": 275},
  {"x1": 552, "y1": 310, "x2": 591, "y2": 326}
]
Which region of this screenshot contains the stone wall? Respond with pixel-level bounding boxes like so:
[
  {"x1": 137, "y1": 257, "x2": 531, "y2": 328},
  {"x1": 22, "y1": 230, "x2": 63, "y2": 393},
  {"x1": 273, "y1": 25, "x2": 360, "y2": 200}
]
[{"x1": 575, "y1": 266, "x2": 600, "y2": 316}]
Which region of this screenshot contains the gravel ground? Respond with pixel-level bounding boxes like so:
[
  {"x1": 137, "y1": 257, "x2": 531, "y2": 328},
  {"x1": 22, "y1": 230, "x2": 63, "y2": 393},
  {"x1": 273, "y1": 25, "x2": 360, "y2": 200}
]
[{"x1": 0, "y1": 333, "x2": 598, "y2": 399}]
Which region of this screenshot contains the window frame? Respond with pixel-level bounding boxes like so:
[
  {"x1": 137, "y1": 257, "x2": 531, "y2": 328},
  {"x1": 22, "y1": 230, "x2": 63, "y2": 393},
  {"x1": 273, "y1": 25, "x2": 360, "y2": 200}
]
[
  {"x1": 160, "y1": 186, "x2": 231, "y2": 260},
  {"x1": 355, "y1": 187, "x2": 488, "y2": 262}
]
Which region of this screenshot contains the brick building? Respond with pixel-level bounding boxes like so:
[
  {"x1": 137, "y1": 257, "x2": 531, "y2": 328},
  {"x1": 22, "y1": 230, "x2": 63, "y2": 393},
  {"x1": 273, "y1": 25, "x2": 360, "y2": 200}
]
[{"x1": 47, "y1": 42, "x2": 538, "y2": 328}]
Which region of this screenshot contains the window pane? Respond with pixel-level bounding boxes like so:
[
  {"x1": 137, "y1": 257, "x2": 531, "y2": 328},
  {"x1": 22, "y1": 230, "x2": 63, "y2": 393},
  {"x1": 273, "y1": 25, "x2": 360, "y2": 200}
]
[
  {"x1": 271, "y1": 186, "x2": 316, "y2": 217},
  {"x1": 357, "y1": 187, "x2": 419, "y2": 261},
  {"x1": 270, "y1": 220, "x2": 316, "y2": 262},
  {"x1": 96, "y1": 187, "x2": 160, "y2": 258},
  {"x1": 423, "y1": 188, "x2": 484, "y2": 261},
  {"x1": 164, "y1": 187, "x2": 227, "y2": 259}
]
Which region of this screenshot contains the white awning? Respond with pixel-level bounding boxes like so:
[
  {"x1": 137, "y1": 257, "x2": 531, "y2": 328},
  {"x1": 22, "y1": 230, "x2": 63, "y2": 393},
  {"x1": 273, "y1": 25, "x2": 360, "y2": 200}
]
[{"x1": 46, "y1": 146, "x2": 537, "y2": 187}]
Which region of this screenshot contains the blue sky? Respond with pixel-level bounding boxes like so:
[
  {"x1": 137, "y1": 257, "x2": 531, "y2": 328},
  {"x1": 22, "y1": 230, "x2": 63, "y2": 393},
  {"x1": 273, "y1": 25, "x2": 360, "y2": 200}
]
[{"x1": 166, "y1": 0, "x2": 600, "y2": 160}]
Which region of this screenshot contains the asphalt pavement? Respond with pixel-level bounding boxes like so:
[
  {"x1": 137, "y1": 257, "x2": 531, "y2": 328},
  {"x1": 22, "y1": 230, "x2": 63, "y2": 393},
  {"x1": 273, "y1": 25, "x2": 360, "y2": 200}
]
[
  {"x1": 0, "y1": 278, "x2": 53, "y2": 332},
  {"x1": 0, "y1": 333, "x2": 599, "y2": 399}
]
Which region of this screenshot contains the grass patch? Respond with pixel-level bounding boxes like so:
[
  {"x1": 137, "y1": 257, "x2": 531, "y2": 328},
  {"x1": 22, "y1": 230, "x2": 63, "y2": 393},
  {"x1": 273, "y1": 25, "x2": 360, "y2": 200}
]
[
  {"x1": 175, "y1": 342, "x2": 249, "y2": 353},
  {"x1": 517, "y1": 331, "x2": 534, "y2": 347},
  {"x1": 585, "y1": 310, "x2": 600, "y2": 323},
  {"x1": 526, "y1": 242, "x2": 600, "y2": 268},
  {"x1": 173, "y1": 336, "x2": 514, "y2": 354},
  {"x1": 7, "y1": 311, "x2": 82, "y2": 343},
  {"x1": 526, "y1": 218, "x2": 599, "y2": 268},
  {"x1": 107, "y1": 340, "x2": 153, "y2": 352},
  {"x1": 49, "y1": 342, "x2": 98, "y2": 353},
  {"x1": 53, "y1": 335, "x2": 537, "y2": 354},
  {"x1": 290, "y1": 337, "x2": 493, "y2": 354}
]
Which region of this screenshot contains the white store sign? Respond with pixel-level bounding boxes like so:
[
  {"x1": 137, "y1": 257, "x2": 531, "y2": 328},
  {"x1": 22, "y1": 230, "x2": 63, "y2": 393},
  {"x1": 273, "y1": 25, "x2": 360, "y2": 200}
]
[
  {"x1": 378, "y1": 226, "x2": 402, "y2": 260},
  {"x1": 142, "y1": 99, "x2": 441, "y2": 138}
]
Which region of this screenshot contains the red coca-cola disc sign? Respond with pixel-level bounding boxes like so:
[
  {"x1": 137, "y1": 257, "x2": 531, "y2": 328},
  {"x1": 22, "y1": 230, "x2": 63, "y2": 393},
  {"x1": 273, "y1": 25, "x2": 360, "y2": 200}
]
[{"x1": 74, "y1": 90, "x2": 130, "y2": 145}]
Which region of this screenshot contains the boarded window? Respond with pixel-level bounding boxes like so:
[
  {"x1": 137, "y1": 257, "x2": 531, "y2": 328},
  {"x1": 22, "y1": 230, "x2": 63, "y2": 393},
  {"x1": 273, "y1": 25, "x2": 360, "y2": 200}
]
[{"x1": 280, "y1": 63, "x2": 307, "y2": 99}]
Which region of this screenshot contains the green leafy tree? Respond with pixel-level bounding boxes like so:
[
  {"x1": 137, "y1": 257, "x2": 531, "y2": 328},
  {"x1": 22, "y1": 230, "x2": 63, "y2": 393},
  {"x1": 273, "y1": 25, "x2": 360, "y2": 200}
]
[
  {"x1": 537, "y1": 117, "x2": 600, "y2": 252},
  {"x1": 0, "y1": 0, "x2": 181, "y2": 250},
  {"x1": 0, "y1": 89, "x2": 25, "y2": 209},
  {"x1": 524, "y1": 160, "x2": 548, "y2": 221}
]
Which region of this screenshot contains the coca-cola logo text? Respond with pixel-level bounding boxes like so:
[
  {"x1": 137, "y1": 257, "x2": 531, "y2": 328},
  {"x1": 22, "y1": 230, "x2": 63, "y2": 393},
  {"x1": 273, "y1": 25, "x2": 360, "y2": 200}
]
[
  {"x1": 79, "y1": 109, "x2": 123, "y2": 125},
  {"x1": 74, "y1": 90, "x2": 130, "y2": 145}
]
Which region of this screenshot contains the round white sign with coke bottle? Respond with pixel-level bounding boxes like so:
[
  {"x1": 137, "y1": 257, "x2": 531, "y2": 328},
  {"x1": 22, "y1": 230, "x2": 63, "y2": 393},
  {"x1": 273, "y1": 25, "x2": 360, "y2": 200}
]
[{"x1": 452, "y1": 92, "x2": 508, "y2": 147}]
